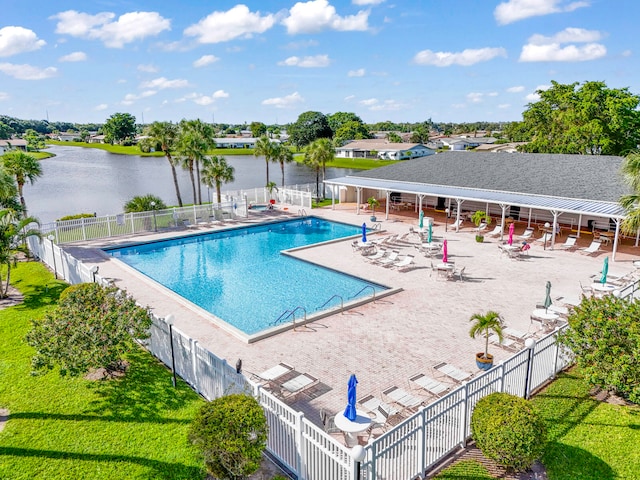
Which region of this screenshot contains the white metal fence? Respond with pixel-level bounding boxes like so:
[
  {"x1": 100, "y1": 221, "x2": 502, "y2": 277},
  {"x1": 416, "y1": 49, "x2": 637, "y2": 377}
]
[{"x1": 28, "y1": 236, "x2": 575, "y2": 480}]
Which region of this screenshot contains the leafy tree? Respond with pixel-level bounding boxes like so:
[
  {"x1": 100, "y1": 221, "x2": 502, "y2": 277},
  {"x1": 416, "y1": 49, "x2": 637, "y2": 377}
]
[
  {"x1": 0, "y1": 122, "x2": 13, "y2": 139},
  {"x1": 0, "y1": 209, "x2": 39, "y2": 297},
  {"x1": 272, "y1": 142, "x2": 293, "y2": 188},
  {"x1": 140, "y1": 121, "x2": 183, "y2": 207},
  {"x1": 327, "y1": 112, "x2": 364, "y2": 135},
  {"x1": 386, "y1": 132, "x2": 402, "y2": 143},
  {"x1": 27, "y1": 282, "x2": 151, "y2": 377},
  {"x1": 102, "y1": 112, "x2": 136, "y2": 145},
  {"x1": 253, "y1": 135, "x2": 277, "y2": 186},
  {"x1": 177, "y1": 119, "x2": 215, "y2": 204},
  {"x1": 123, "y1": 194, "x2": 165, "y2": 213},
  {"x1": 558, "y1": 294, "x2": 640, "y2": 402},
  {"x1": 201, "y1": 155, "x2": 235, "y2": 204},
  {"x1": 188, "y1": 394, "x2": 268, "y2": 480},
  {"x1": 516, "y1": 81, "x2": 640, "y2": 155},
  {"x1": 410, "y1": 123, "x2": 431, "y2": 144},
  {"x1": 333, "y1": 120, "x2": 371, "y2": 145},
  {"x1": 1, "y1": 150, "x2": 42, "y2": 216},
  {"x1": 287, "y1": 111, "x2": 332, "y2": 149},
  {"x1": 303, "y1": 138, "x2": 334, "y2": 201},
  {"x1": 471, "y1": 392, "x2": 547, "y2": 472},
  {"x1": 469, "y1": 310, "x2": 503, "y2": 360},
  {"x1": 23, "y1": 129, "x2": 45, "y2": 151},
  {"x1": 249, "y1": 121, "x2": 267, "y2": 138},
  {"x1": 79, "y1": 129, "x2": 90, "y2": 142}
]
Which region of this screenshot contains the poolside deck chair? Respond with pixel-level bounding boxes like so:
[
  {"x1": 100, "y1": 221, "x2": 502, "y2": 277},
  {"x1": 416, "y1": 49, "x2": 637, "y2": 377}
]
[
  {"x1": 503, "y1": 327, "x2": 530, "y2": 342},
  {"x1": 518, "y1": 228, "x2": 534, "y2": 240},
  {"x1": 391, "y1": 254, "x2": 414, "y2": 270},
  {"x1": 358, "y1": 394, "x2": 398, "y2": 417},
  {"x1": 489, "y1": 334, "x2": 517, "y2": 351},
  {"x1": 535, "y1": 232, "x2": 553, "y2": 244},
  {"x1": 450, "y1": 219, "x2": 463, "y2": 231},
  {"x1": 277, "y1": 372, "x2": 318, "y2": 401},
  {"x1": 366, "y1": 248, "x2": 387, "y2": 262},
  {"x1": 251, "y1": 362, "x2": 294, "y2": 387},
  {"x1": 320, "y1": 409, "x2": 342, "y2": 435},
  {"x1": 409, "y1": 373, "x2": 449, "y2": 397},
  {"x1": 579, "y1": 240, "x2": 602, "y2": 256},
  {"x1": 487, "y1": 225, "x2": 503, "y2": 237},
  {"x1": 559, "y1": 235, "x2": 578, "y2": 251},
  {"x1": 433, "y1": 362, "x2": 472, "y2": 383},
  {"x1": 375, "y1": 250, "x2": 399, "y2": 266},
  {"x1": 382, "y1": 385, "x2": 424, "y2": 413}
]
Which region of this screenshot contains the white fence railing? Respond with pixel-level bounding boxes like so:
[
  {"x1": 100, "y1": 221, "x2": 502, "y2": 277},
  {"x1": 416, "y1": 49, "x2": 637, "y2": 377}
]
[{"x1": 28, "y1": 234, "x2": 574, "y2": 480}]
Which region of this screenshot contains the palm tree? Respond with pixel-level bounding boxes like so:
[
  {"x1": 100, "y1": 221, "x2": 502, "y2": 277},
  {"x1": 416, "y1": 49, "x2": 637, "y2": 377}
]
[
  {"x1": 303, "y1": 138, "x2": 334, "y2": 201},
  {"x1": 178, "y1": 120, "x2": 215, "y2": 205},
  {"x1": 141, "y1": 122, "x2": 183, "y2": 207},
  {"x1": 254, "y1": 136, "x2": 276, "y2": 186},
  {"x1": 1, "y1": 150, "x2": 42, "y2": 216},
  {"x1": 619, "y1": 152, "x2": 640, "y2": 235},
  {"x1": 469, "y1": 310, "x2": 504, "y2": 360},
  {"x1": 273, "y1": 143, "x2": 294, "y2": 188},
  {"x1": 201, "y1": 155, "x2": 235, "y2": 204},
  {"x1": 0, "y1": 209, "x2": 40, "y2": 297}
]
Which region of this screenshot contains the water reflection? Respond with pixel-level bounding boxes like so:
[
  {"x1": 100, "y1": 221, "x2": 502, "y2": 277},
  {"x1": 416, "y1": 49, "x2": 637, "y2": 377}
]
[{"x1": 24, "y1": 145, "x2": 360, "y2": 223}]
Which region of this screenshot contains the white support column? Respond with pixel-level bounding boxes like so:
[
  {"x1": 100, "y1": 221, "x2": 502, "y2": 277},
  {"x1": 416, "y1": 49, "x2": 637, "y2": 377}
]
[
  {"x1": 330, "y1": 185, "x2": 335, "y2": 210},
  {"x1": 527, "y1": 207, "x2": 533, "y2": 228},
  {"x1": 577, "y1": 213, "x2": 583, "y2": 238},
  {"x1": 455, "y1": 199, "x2": 463, "y2": 232},
  {"x1": 356, "y1": 187, "x2": 362, "y2": 215},
  {"x1": 551, "y1": 211, "x2": 559, "y2": 249},
  {"x1": 418, "y1": 194, "x2": 424, "y2": 212},
  {"x1": 385, "y1": 191, "x2": 390, "y2": 220},
  {"x1": 612, "y1": 218, "x2": 621, "y2": 262},
  {"x1": 499, "y1": 204, "x2": 507, "y2": 242}
]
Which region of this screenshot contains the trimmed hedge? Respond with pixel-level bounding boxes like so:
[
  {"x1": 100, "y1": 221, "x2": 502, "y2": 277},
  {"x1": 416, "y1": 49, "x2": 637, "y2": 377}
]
[{"x1": 471, "y1": 392, "x2": 547, "y2": 471}]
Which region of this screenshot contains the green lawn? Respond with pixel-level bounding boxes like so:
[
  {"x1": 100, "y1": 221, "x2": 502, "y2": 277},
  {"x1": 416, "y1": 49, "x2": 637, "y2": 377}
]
[
  {"x1": 435, "y1": 368, "x2": 640, "y2": 479},
  {"x1": 0, "y1": 262, "x2": 206, "y2": 480}
]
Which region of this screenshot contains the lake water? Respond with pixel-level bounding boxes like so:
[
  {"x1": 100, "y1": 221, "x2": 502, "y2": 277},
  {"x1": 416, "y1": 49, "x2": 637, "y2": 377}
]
[{"x1": 23, "y1": 145, "x2": 359, "y2": 223}]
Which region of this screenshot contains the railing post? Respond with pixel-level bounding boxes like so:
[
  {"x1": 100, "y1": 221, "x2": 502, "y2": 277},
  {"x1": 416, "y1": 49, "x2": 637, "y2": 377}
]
[
  {"x1": 295, "y1": 411, "x2": 306, "y2": 479},
  {"x1": 460, "y1": 383, "x2": 469, "y2": 447},
  {"x1": 81, "y1": 217, "x2": 87, "y2": 241},
  {"x1": 419, "y1": 407, "x2": 427, "y2": 474},
  {"x1": 107, "y1": 215, "x2": 112, "y2": 237},
  {"x1": 130, "y1": 213, "x2": 135, "y2": 234},
  {"x1": 191, "y1": 338, "x2": 198, "y2": 391},
  {"x1": 499, "y1": 362, "x2": 505, "y2": 392}
]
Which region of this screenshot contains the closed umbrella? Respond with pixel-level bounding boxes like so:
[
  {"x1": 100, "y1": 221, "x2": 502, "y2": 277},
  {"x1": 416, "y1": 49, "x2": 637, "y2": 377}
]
[
  {"x1": 442, "y1": 239, "x2": 448, "y2": 263},
  {"x1": 600, "y1": 256, "x2": 609, "y2": 285},
  {"x1": 508, "y1": 223, "x2": 515, "y2": 246},
  {"x1": 361, "y1": 223, "x2": 367, "y2": 243},
  {"x1": 343, "y1": 374, "x2": 358, "y2": 421},
  {"x1": 543, "y1": 281, "x2": 552, "y2": 313},
  {"x1": 427, "y1": 221, "x2": 433, "y2": 244},
  {"x1": 419, "y1": 210, "x2": 424, "y2": 230}
]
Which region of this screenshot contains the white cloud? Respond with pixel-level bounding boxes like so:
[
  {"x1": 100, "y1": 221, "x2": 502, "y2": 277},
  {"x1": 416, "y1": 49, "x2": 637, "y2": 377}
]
[
  {"x1": 353, "y1": 0, "x2": 385, "y2": 4},
  {"x1": 191, "y1": 90, "x2": 230, "y2": 105},
  {"x1": 0, "y1": 92, "x2": 9, "y2": 101},
  {"x1": 51, "y1": 10, "x2": 171, "y2": 48},
  {"x1": 525, "y1": 84, "x2": 551, "y2": 102},
  {"x1": 94, "y1": 103, "x2": 108, "y2": 111},
  {"x1": 507, "y1": 85, "x2": 525, "y2": 92},
  {"x1": 0, "y1": 63, "x2": 57, "y2": 80},
  {"x1": 0, "y1": 26, "x2": 46, "y2": 57},
  {"x1": 622, "y1": 50, "x2": 632, "y2": 57},
  {"x1": 413, "y1": 47, "x2": 507, "y2": 66},
  {"x1": 359, "y1": 98, "x2": 378, "y2": 106},
  {"x1": 122, "y1": 90, "x2": 157, "y2": 105},
  {"x1": 488, "y1": 92, "x2": 498, "y2": 97},
  {"x1": 137, "y1": 64, "x2": 158, "y2": 73},
  {"x1": 184, "y1": 5, "x2": 275, "y2": 44},
  {"x1": 193, "y1": 55, "x2": 220, "y2": 67},
  {"x1": 467, "y1": 92, "x2": 484, "y2": 103},
  {"x1": 283, "y1": 39, "x2": 319, "y2": 50},
  {"x1": 262, "y1": 91, "x2": 304, "y2": 108},
  {"x1": 140, "y1": 77, "x2": 189, "y2": 89},
  {"x1": 282, "y1": 0, "x2": 369, "y2": 34},
  {"x1": 520, "y1": 28, "x2": 606, "y2": 62},
  {"x1": 59, "y1": 51, "x2": 87, "y2": 62},
  {"x1": 368, "y1": 99, "x2": 404, "y2": 111},
  {"x1": 278, "y1": 54, "x2": 330, "y2": 67},
  {"x1": 348, "y1": 68, "x2": 365, "y2": 77},
  {"x1": 344, "y1": 94, "x2": 355, "y2": 101},
  {"x1": 498, "y1": 103, "x2": 511, "y2": 109},
  {"x1": 494, "y1": 0, "x2": 590, "y2": 25}
]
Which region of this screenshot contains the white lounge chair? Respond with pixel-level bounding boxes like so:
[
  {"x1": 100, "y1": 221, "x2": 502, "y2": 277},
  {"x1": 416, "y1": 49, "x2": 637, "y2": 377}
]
[
  {"x1": 276, "y1": 372, "x2": 318, "y2": 401},
  {"x1": 391, "y1": 254, "x2": 415, "y2": 270},
  {"x1": 518, "y1": 228, "x2": 534, "y2": 240},
  {"x1": 433, "y1": 362, "x2": 472, "y2": 383},
  {"x1": 409, "y1": 373, "x2": 449, "y2": 397},
  {"x1": 560, "y1": 235, "x2": 578, "y2": 251},
  {"x1": 251, "y1": 362, "x2": 294, "y2": 387},
  {"x1": 487, "y1": 225, "x2": 503, "y2": 237},
  {"x1": 489, "y1": 334, "x2": 517, "y2": 351},
  {"x1": 376, "y1": 250, "x2": 399, "y2": 266},
  {"x1": 366, "y1": 248, "x2": 387, "y2": 262},
  {"x1": 579, "y1": 240, "x2": 602, "y2": 256},
  {"x1": 450, "y1": 219, "x2": 463, "y2": 231},
  {"x1": 383, "y1": 385, "x2": 424, "y2": 413}
]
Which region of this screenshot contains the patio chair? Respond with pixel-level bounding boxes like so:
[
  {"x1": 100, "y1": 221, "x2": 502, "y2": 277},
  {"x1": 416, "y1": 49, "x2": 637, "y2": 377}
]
[
  {"x1": 518, "y1": 228, "x2": 534, "y2": 240},
  {"x1": 382, "y1": 385, "x2": 424, "y2": 413},
  {"x1": 448, "y1": 265, "x2": 465, "y2": 281},
  {"x1": 277, "y1": 372, "x2": 318, "y2": 401},
  {"x1": 375, "y1": 250, "x2": 400, "y2": 266},
  {"x1": 366, "y1": 248, "x2": 387, "y2": 262},
  {"x1": 433, "y1": 362, "x2": 473, "y2": 383},
  {"x1": 579, "y1": 281, "x2": 593, "y2": 296},
  {"x1": 409, "y1": 373, "x2": 449, "y2": 397},
  {"x1": 251, "y1": 362, "x2": 294, "y2": 387},
  {"x1": 503, "y1": 327, "x2": 530, "y2": 342},
  {"x1": 535, "y1": 232, "x2": 553, "y2": 244},
  {"x1": 579, "y1": 240, "x2": 602, "y2": 256},
  {"x1": 358, "y1": 394, "x2": 398, "y2": 417},
  {"x1": 320, "y1": 408, "x2": 342, "y2": 435},
  {"x1": 450, "y1": 219, "x2": 463, "y2": 231},
  {"x1": 559, "y1": 235, "x2": 578, "y2": 251},
  {"x1": 391, "y1": 254, "x2": 415, "y2": 271},
  {"x1": 487, "y1": 225, "x2": 503, "y2": 237},
  {"x1": 489, "y1": 334, "x2": 517, "y2": 351}
]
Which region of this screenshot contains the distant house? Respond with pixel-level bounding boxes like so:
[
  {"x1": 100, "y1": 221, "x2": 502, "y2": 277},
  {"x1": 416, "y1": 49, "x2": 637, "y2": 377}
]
[
  {"x1": 57, "y1": 133, "x2": 79, "y2": 142},
  {"x1": 213, "y1": 137, "x2": 282, "y2": 149},
  {"x1": 0, "y1": 138, "x2": 28, "y2": 154},
  {"x1": 89, "y1": 134, "x2": 106, "y2": 144},
  {"x1": 474, "y1": 142, "x2": 527, "y2": 153},
  {"x1": 335, "y1": 140, "x2": 434, "y2": 160}
]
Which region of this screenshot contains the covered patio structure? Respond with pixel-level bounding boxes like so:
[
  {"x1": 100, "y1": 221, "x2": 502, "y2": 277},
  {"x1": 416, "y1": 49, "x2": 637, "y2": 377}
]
[{"x1": 325, "y1": 151, "x2": 634, "y2": 261}]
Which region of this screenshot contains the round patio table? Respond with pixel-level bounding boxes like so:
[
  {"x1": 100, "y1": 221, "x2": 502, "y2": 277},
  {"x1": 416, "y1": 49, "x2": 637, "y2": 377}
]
[{"x1": 333, "y1": 409, "x2": 372, "y2": 447}]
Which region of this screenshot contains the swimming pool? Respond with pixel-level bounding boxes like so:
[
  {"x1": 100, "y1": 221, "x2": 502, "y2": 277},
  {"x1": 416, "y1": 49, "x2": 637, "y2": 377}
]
[{"x1": 105, "y1": 217, "x2": 388, "y2": 338}]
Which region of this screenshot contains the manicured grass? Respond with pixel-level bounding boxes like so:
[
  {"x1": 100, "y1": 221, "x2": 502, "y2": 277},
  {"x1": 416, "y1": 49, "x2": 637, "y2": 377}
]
[
  {"x1": 434, "y1": 460, "x2": 493, "y2": 479},
  {"x1": 30, "y1": 151, "x2": 55, "y2": 160},
  {"x1": 0, "y1": 262, "x2": 206, "y2": 480},
  {"x1": 533, "y1": 368, "x2": 640, "y2": 480},
  {"x1": 46, "y1": 141, "x2": 260, "y2": 157}
]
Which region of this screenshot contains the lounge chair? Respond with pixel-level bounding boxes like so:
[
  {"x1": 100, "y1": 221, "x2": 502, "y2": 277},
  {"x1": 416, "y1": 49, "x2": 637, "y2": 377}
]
[
  {"x1": 448, "y1": 265, "x2": 466, "y2": 281},
  {"x1": 503, "y1": 327, "x2": 529, "y2": 341},
  {"x1": 391, "y1": 254, "x2": 415, "y2": 270},
  {"x1": 579, "y1": 240, "x2": 602, "y2": 256},
  {"x1": 487, "y1": 225, "x2": 503, "y2": 237},
  {"x1": 409, "y1": 373, "x2": 449, "y2": 397},
  {"x1": 518, "y1": 228, "x2": 534, "y2": 240},
  {"x1": 535, "y1": 232, "x2": 553, "y2": 244},
  {"x1": 489, "y1": 334, "x2": 517, "y2": 351},
  {"x1": 433, "y1": 362, "x2": 472, "y2": 383},
  {"x1": 276, "y1": 372, "x2": 318, "y2": 401},
  {"x1": 450, "y1": 219, "x2": 463, "y2": 231},
  {"x1": 366, "y1": 248, "x2": 387, "y2": 262},
  {"x1": 251, "y1": 362, "x2": 294, "y2": 386},
  {"x1": 382, "y1": 385, "x2": 424, "y2": 413},
  {"x1": 358, "y1": 394, "x2": 398, "y2": 417},
  {"x1": 376, "y1": 250, "x2": 400, "y2": 266},
  {"x1": 559, "y1": 235, "x2": 578, "y2": 251}
]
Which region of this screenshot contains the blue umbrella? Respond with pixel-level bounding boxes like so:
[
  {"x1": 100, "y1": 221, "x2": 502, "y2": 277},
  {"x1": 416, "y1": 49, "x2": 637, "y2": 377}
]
[
  {"x1": 427, "y1": 221, "x2": 433, "y2": 244},
  {"x1": 600, "y1": 256, "x2": 609, "y2": 285},
  {"x1": 419, "y1": 210, "x2": 424, "y2": 229},
  {"x1": 343, "y1": 374, "x2": 358, "y2": 421},
  {"x1": 361, "y1": 223, "x2": 367, "y2": 243}
]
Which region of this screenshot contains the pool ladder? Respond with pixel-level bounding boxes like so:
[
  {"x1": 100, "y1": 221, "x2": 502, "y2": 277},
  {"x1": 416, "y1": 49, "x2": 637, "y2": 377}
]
[
  {"x1": 318, "y1": 294, "x2": 344, "y2": 313},
  {"x1": 272, "y1": 306, "x2": 307, "y2": 327},
  {"x1": 298, "y1": 208, "x2": 307, "y2": 217},
  {"x1": 350, "y1": 285, "x2": 376, "y2": 302}
]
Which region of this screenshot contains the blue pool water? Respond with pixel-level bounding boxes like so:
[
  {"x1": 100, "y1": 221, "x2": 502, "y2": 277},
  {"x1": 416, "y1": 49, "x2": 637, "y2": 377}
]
[{"x1": 106, "y1": 217, "x2": 386, "y2": 335}]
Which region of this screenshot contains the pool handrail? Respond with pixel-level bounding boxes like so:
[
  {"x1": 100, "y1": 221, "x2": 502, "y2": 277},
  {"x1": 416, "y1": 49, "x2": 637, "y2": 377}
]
[
  {"x1": 317, "y1": 294, "x2": 344, "y2": 313},
  {"x1": 350, "y1": 285, "x2": 376, "y2": 301}
]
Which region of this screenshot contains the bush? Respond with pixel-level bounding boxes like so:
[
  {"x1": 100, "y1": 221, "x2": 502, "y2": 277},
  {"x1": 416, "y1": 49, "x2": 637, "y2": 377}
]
[
  {"x1": 471, "y1": 392, "x2": 547, "y2": 471},
  {"x1": 123, "y1": 194, "x2": 166, "y2": 213},
  {"x1": 558, "y1": 294, "x2": 640, "y2": 402},
  {"x1": 57, "y1": 213, "x2": 96, "y2": 221},
  {"x1": 189, "y1": 394, "x2": 268, "y2": 479}
]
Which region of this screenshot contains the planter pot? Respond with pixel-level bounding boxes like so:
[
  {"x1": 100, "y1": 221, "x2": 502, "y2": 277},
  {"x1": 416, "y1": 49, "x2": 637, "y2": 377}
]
[
  {"x1": 370, "y1": 216, "x2": 377, "y2": 222},
  {"x1": 475, "y1": 352, "x2": 494, "y2": 370},
  {"x1": 475, "y1": 235, "x2": 484, "y2": 243}
]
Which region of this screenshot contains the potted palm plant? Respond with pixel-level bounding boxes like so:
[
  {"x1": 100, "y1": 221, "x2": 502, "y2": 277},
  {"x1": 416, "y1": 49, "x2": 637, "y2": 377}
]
[
  {"x1": 367, "y1": 197, "x2": 380, "y2": 222},
  {"x1": 469, "y1": 310, "x2": 503, "y2": 370},
  {"x1": 471, "y1": 210, "x2": 491, "y2": 243}
]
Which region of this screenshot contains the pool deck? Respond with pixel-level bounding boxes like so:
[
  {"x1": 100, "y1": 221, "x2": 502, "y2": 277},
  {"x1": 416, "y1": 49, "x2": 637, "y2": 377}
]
[{"x1": 65, "y1": 205, "x2": 640, "y2": 431}]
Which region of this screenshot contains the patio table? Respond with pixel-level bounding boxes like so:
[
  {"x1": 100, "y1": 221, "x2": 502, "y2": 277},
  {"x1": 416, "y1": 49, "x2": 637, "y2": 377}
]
[{"x1": 333, "y1": 409, "x2": 372, "y2": 447}]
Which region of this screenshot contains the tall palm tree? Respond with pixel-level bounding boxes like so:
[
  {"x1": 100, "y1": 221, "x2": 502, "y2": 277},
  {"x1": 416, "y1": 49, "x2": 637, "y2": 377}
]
[
  {"x1": 0, "y1": 208, "x2": 40, "y2": 297},
  {"x1": 178, "y1": 120, "x2": 215, "y2": 205},
  {"x1": 273, "y1": 143, "x2": 294, "y2": 188},
  {"x1": 201, "y1": 155, "x2": 235, "y2": 204},
  {"x1": 469, "y1": 310, "x2": 503, "y2": 360},
  {"x1": 254, "y1": 135, "x2": 276, "y2": 186},
  {"x1": 1, "y1": 150, "x2": 42, "y2": 216},
  {"x1": 141, "y1": 122, "x2": 183, "y2": 207},
  {"x1": 619, "y1": 151, "x2": 640, "y2": 235},
  {"x1": 303, "y1": 138, "x2": 334, "y2": 201}
]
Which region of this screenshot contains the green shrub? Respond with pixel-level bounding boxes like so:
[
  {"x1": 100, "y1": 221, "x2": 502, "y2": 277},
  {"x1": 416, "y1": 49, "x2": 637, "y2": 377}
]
[
  {"x1": 471, "y1": 392, "x2": 547, "y2": 472},
  {"x1": 57, "y1": 213, "x2": 96, "y2": 221},
  {"x1": 189, "y1": 394, "x2": 268, "y2": 479},
  {"x1": 124, "y1": 194, "x2": 166, "y2": 213}
]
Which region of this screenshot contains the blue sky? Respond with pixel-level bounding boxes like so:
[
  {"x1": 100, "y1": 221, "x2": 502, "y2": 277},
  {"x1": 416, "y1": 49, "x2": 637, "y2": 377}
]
[{"x1": 1, "y1": 0, "x2": 637, "y2": 125}]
